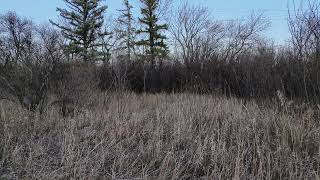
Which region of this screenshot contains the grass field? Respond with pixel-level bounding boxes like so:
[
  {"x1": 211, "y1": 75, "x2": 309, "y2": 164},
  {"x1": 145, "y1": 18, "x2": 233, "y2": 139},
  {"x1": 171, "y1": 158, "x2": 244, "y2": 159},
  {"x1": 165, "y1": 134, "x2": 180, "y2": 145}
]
[{"x1": 0, "y1": 93, "x2": 319, "y2": 179}]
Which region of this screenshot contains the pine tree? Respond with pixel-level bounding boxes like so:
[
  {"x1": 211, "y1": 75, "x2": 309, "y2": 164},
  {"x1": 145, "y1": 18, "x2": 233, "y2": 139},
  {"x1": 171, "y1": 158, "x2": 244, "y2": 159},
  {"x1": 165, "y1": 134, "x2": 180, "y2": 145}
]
[
  {"x1": 117, "y1": 0, "x2": 135, "y2": 62},
  {"x1": 50, "y1": 0, "x2": 107, "y2": 62},
  {"x1": 100, "y1": 27, "x2": 115, "y2": 63},
  {"x1": 137, "y1": 0, "x2": 168, "y2": 67}
]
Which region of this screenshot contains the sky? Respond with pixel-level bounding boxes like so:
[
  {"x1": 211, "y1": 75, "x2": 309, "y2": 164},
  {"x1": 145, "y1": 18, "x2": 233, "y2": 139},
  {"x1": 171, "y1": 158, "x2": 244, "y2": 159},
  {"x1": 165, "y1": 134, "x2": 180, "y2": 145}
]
[{"x1": 0, "y1": 0, "x2": 306, "y2": 44}]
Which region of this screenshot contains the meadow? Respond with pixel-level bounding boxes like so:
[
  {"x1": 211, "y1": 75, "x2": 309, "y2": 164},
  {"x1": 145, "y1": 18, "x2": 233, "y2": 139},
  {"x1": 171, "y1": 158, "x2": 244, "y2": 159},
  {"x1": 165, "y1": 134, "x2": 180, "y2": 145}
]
[{"x1": 0, "y1": 92, "x2": 319, "y2": 179}]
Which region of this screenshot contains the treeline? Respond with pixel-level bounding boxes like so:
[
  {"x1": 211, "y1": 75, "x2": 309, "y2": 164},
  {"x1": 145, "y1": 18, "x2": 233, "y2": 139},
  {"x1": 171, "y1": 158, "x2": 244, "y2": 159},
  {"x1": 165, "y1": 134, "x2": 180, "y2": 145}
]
[{"x1": 1, "y1": 0, "x2": 320, "y2": 113}]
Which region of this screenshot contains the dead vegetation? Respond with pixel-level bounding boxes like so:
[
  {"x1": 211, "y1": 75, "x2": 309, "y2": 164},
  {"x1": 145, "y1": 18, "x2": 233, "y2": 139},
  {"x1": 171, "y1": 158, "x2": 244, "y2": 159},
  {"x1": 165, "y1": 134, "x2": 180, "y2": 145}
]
[{"x1": 0, "y1": 93, "x2": 319, "y2": 179}]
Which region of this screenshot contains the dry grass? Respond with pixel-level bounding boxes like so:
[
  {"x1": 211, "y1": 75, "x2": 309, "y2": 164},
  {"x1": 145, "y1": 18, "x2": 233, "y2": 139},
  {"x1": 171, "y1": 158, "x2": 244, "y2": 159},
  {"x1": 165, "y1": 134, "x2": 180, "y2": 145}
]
[{"x1": 0, "y1": 93, "x2": 319, "y2": 179}]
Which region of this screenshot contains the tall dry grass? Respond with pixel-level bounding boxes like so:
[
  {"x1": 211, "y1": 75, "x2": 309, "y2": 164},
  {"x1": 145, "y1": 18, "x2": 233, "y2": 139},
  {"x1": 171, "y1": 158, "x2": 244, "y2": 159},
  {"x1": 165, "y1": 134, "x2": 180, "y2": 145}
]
[{"x1": 0, "y1": 93, "x2": 319, "y2": 179}]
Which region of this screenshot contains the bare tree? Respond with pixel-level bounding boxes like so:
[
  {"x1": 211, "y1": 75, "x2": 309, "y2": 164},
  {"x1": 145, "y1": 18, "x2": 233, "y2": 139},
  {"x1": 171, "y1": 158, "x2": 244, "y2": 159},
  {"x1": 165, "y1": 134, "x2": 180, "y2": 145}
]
[
  {"x1": 37, "y1": 24, "x2": 64, "y2": 62},
  {"x1": 169, "y1": 3, "x2": 223, "y2": 67},
  {"x1": 221, "y1": 13, "x2": 270, "y2": 62},
  {"x1": 0, "y1": 11, "x2": 34, "y2": 65},
  {"x1": 288, "y1": 0, "x2": 320, "y2": 61},
  {"x1": 288, "y1": 0, "x2": 320, "y2": 101}
]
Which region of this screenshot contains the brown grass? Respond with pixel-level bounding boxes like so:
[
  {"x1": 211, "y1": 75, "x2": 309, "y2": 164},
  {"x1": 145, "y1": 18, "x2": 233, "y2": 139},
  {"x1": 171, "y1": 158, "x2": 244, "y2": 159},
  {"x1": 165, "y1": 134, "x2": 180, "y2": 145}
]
[{"x1": 0, "y1": 93, "x2": 319, "y2": 179}]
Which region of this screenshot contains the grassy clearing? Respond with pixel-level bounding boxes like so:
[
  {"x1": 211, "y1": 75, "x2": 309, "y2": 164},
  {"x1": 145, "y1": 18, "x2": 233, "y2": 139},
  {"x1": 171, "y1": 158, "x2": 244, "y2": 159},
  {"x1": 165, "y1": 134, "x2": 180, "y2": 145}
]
[{"x1": 0, "y1": 93, "x2": 319, "y2": 179}]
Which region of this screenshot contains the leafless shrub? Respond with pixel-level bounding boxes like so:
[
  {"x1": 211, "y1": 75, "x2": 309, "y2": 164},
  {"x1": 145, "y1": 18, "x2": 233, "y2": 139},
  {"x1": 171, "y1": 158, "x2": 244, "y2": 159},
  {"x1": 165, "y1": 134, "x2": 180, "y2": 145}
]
[
  {"x1": 49, "y1": 62, "x2": 100, "y2": 117},
  {"x1": 0, "y1": 12, "x2": 66, "y2": 114}
]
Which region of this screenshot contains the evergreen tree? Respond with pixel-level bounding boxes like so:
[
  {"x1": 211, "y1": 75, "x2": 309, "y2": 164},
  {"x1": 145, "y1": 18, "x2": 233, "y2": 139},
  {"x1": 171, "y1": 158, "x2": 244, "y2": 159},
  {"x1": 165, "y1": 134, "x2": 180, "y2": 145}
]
[
  {"x1": 137, "y1": 0, "x2": 168, "y2": 66},
  {"x1": 50, "y1": 0, "x2": 107, "y2": 62},
  {"x1": 117, "y1": 0, "x2": 135, "y2": 62},
  {"x1": 100, "y1": 27, "x2": 115, "y2": 63}
]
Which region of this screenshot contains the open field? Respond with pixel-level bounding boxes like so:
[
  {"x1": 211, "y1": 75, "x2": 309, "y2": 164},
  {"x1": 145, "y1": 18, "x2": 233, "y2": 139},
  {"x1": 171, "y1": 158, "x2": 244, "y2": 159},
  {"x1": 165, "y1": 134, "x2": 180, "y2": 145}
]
[{"x1": 0, "y1": 93, "x2": 320, "y2": 179}]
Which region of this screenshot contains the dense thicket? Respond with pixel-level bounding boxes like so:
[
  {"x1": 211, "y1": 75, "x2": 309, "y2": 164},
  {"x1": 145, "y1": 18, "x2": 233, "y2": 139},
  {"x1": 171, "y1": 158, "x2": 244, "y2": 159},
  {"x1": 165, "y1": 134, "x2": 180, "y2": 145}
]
[{"x1": 99, "y1": 49, "x2": 320, "y2": 102}]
